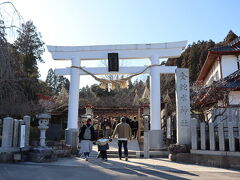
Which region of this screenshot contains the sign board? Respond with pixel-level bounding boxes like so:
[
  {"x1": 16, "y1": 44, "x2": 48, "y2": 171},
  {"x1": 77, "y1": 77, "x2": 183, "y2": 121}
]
[
  {"x1": 108, "y1": 53, "x2": 119, "y2": 71},
  {"x1": 19, "y1": 125, "x2": 26, "y2": 148}
]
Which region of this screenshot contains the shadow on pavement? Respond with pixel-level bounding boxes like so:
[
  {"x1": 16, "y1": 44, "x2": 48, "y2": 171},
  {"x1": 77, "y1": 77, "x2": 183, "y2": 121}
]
[
  {"x1": 87, "y1": 158, "x2": 197, "y2": 179},
  {"x1": 128, "y1": 160, "x2": 198, "y2": 176}
]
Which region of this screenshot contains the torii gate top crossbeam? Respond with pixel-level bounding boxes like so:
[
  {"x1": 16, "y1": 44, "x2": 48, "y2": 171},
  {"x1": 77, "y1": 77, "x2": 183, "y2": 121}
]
[{"x1": 47, "y1": 41, "x2": 187, "y2": 60}]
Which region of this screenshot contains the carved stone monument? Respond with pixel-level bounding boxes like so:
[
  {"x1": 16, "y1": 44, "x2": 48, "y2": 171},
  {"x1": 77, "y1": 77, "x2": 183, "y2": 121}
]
[
  {"x1": 175, "y1": 68, "x2": 191, "y2": 145},
  {"x1": 1, "y1": 117, "x2": 14, "y2": 148},
  {"x1": 23, "y1": 116, "x2": 30, "y2": 148}
]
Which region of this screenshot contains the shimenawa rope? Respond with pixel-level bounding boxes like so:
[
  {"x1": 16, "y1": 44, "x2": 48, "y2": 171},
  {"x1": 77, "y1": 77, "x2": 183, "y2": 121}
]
[{"x1": 71, "y1": 64, "x2": 162, "y2": 89}]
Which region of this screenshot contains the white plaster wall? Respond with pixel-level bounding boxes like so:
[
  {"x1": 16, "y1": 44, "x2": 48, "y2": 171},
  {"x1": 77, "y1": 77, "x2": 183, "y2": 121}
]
[
  {"x1": 204, "y1": 60, "x2": 221, "y2": 85},
  {"x1": 229, "y1": 91, "x2": 240, "y2": 105},
  {"x1": 221, "y1": 55, "x2": 238, "y2": 78}
]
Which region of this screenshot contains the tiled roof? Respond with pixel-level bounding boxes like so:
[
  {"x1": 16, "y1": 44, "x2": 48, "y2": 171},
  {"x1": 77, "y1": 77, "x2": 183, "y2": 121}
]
[
  {"x1": 220, "y1": 80, "x2": 240, "y2": 89},
  {"x1": 228, "y1": 36, "x2": 240, "y2": 46},
  {"x1": 223, "y1": 69, "x2": 240, "y2": 81},
  {"x1": 210, "y1": 45, "x2": 240, "y2": 53},
  {"x1": 195, "y1": 70, "x2": 240, "y2": 108},
  {"x1": 210, "y1": 36, "x2": 240, "y2": 53},
  {"x1": 216, "y1": 69, "x2": 240, "y2": 89}
]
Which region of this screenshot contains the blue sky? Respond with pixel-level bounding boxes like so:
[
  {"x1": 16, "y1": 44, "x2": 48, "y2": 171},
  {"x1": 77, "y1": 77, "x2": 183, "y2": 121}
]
[{"x1": 8, "y1": 0, "x2": 240, "y2": 87}]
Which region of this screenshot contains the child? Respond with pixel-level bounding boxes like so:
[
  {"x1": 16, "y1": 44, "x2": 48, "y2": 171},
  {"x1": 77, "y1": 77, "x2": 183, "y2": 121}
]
[{"x1": 96, "y1": 134, "x2": 112, "y2": 161}]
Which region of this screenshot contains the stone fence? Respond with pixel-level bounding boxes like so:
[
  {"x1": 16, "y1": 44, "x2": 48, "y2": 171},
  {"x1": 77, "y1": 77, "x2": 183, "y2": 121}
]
[
  {"x1": 0, "y1": 116, "x2": 30, "y2": 153},
  {"x1": 190, "y1": 118, "x2": 240, "y2": 155}
]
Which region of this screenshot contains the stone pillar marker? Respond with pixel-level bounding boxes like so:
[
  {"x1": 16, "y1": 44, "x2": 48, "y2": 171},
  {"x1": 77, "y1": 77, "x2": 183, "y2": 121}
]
[
  {"x1": 191, "y1": 118, "x2": 198, "y2": 150},
  {"x1": 228, "y1": 122, "x2": 235, "y2": 152},
  {"x1": 2, "y1": 117, "x2": 14, "y2": 148},
  {"x1": 218, "y1": 122, "x2": 225, "y2": 151},
  {"x1": 175, "y1": 68, "x2": 191, "y2": 145},
  {"x1": 209, "y1": 123, "x2": 215, "y2": 151},
  {"x1": 13, "y1": 119, "x2": 19, "y2": 147},
  {"x1": 200, "y1": 122, "x2": 206, "y2": 150},
  {"x1": 23, "y1": 116, "x2": 30, "y2": 148},
  {"x1": 36, "y1": 114, "x2": 51, "y2": 147}
]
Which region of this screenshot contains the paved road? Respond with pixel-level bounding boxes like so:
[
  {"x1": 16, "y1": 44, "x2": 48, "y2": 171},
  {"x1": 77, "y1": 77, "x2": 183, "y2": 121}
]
[{"x1": 0, "y1": 158, "x2": 240, "y2": 180}]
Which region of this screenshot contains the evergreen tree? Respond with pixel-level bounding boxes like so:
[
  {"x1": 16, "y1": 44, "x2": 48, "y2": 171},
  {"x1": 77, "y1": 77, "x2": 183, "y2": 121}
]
[
  {"x1": 45, "y1": 68, "x2": 56, "y2": 92},
  {"x1": 14, "y1": 21, "x2": 44, "y2": 79},
  {"x1": 45, "y1": 68, "x2": 70, "y2": 95},
  {"x1": 12, "y1": 21, "x2": 45, "y2": 101}
]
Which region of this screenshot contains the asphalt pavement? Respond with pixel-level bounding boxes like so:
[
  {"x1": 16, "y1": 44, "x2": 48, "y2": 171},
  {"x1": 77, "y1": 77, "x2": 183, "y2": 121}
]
[{"x1": 0, "y1": 157, "x2": 240, "y2": 180}]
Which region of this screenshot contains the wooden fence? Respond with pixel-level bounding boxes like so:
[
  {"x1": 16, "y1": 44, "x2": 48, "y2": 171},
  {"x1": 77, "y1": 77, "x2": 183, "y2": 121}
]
[{"x1": 191, "y1": 118, "x2": 240, "y2": 153}]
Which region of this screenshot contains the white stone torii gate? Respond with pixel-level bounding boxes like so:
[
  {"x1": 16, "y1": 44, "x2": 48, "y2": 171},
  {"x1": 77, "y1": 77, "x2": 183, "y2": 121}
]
[{"x1": 47, "y1": 41, "x2": 190, "y2": 151}]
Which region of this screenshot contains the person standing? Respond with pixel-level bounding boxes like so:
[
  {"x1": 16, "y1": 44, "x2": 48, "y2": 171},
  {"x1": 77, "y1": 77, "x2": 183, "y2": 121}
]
[
  {"x1": 79, "y1": 118, "x2": 95, "y2": 161},
  {"x1": 102, "y1": 118, "x2": 112, "y2": 138},
  {"x1": 131, "y1": 117, "x2": 138, "y2": 139},
  {"x1": 112, "y1": 117, "x2": 132, "y2": 161},
  {"x1": 112, "y1": 118, "x2": 117, "y2": 130}
]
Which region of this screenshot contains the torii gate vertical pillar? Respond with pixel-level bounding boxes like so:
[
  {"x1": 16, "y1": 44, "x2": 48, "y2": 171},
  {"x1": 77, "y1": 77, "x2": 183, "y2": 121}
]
[
  {"x1": 149, "y1": 55, "x2": 163, "y2": 149},
  {"x1": 65, "y1": 57, "x2": 80, "y2": 152}
]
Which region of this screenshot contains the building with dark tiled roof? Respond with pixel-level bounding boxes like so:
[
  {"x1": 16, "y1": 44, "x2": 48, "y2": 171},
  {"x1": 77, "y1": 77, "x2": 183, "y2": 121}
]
[
  {"x1": 197, "y1": 36, "x2": 240, "y2": 106},
  {"x1": 197, "y1": 37, "x2": 240, "y2": 85}
]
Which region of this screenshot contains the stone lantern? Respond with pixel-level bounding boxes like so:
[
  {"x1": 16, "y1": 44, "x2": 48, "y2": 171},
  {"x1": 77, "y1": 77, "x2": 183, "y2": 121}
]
[
  {"x1": 36, "y1": 113, "x2": 51, "y2": 147},
  {"x1": 29, "y1": 113, "x2": 57, "y2": 163},
  {"x1": 142, "y1": 106, "x2": 150, "y2": 132}
]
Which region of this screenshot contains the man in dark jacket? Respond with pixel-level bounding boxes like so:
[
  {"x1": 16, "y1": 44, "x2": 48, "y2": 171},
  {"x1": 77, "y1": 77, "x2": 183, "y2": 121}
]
[{"x1": 79, "y1": 118, "x2": 95, "y2": 161}]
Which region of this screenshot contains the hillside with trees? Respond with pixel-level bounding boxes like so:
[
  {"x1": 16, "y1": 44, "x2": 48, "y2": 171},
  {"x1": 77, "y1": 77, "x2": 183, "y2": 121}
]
[
  {"x1": 166, "y1": 30, "x2": 238, "y2": 83},
  {"x1": 78, "y1": 79, "x2": 146, "y2": 107}
]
